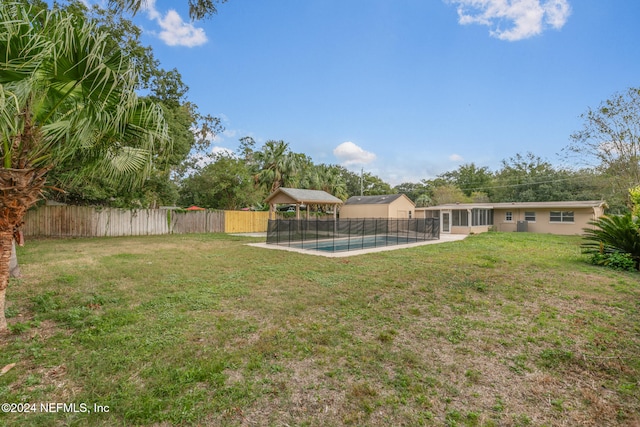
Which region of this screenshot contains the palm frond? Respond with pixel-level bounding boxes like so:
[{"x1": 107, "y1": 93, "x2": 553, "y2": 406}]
[
  {"x1": 582, "y1": 214, "x2": 640, "y2": 263},
  {"x1": 0, "y1": 87, "x2": 21, "y2": 138},
  {"x1": 0, "y1": 1, "x2": 170, "y2": 187},
  {"x1": 0, "y1": 4, "x2": 50, "y2": 83}
]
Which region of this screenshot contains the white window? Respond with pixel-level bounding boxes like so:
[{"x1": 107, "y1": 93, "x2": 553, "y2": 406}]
[
  {"x1": 524, "y1": 212, "x2": 536, "y2": 222},
  {"x1": 550, "y1": 211, "x2": 574, "y2": 223},
  {"x1": 505, "y1": 211, "x2": 513, "y2": 222}
]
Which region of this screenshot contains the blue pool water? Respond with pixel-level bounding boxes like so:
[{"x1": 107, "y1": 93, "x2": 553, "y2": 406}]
[{"x1": 288, "y1": 235, "x2": 424, "y2": 252}]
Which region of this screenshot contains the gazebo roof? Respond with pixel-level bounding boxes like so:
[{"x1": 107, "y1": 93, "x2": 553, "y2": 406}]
[{"x1": 265, "y1": 188, "x2": 343, "y2": 205}]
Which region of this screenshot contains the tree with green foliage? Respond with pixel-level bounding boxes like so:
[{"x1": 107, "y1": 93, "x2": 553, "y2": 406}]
[
  {"x1": 438, "y1": 163, "x2": 494, "y2": 199},
  {"x1": 110, "y1": 0, "x2": 228, "y2": 20},
  {"x1": 492, "y1": 153, "x2": 554, "y2": 202},
  {"x1": 179, "y1": 138, "x2": 352, "y2": 208},
  {"x1": 358, "y1": 172, "x2": 393, "y2": 196},
  {"x1": 0, "y1": 2, "x2": 170, "y2": 330},
  {"x1": 630, "y1": 186, "x2": 640, "y2": 218},
  {"x1": 566, "y1": 87, "x2": 640, "y2": 209},
  {"x1": 254, "y1": 140, "x2": 304, "y2": 194},
  {"x1": 414, "y1": 193, "x2": 432, "y2": 207},
  {"x1": 178, "y1": 153, "x2": 259, "y2": 209},
  {"x1": 393, "y1": 181, "x2": 430, "y2": 205},
  {"x1": 430, "y1": 184, "x2": 469, "y2": 205},
  {"x1": 40, "y1": 1, "x2": 223, "y2": 207},
  {"x1": 335, "y1": 167, "x2": 361, "y2": 197},
  {"x1": 303, "y1": 164, "x2": 349, "y2": 201},
  {"x1": 491, "y1": 152, "x2": 601, "y2": 203}
]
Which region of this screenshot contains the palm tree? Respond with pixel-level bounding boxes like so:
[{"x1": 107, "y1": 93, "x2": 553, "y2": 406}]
[
  {"x1": 110, "y1": 0, "x2": 228, "y2": 20},
  {"x1": 308, "y1": 164, "x2": 348, "y2": 201},
  {"x1": 0, "y1": 3, "x2": 169, "y2": 331},
  {"x1": 254, "y1": 140, "x2": 300, "y2": 194},
  {"x1": 582, "y1": 214, "x2": 640, "y2": 270}
]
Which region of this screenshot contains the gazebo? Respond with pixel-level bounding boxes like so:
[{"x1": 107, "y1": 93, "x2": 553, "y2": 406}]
[{"x1": 264, "y1": 188, "x2": 343, "y2": 220}]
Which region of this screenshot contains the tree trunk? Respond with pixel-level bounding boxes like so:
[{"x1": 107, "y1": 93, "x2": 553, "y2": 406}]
[
  {"x1": 0, "y1": 168, "x2": 48, "y2": 332},
  {"x1": 10, "y1": 240, "x2": 20, "y2": 278},
  {"x1": 0, "y1": 231, "x2": 12, "y2": 331}
]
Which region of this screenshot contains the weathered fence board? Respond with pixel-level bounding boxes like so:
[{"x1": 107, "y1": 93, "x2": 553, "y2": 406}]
[
  {"x1": 171, "y1": 210, "x2": 225, "y2": 234},
  {"x1": 22, "y1": 206, "x2": 268, "y2": 237},
  {"x1": 22, "y1": 206, "x2": 97, "y2": 237},
  {"x1": 94, "y1": 208, "x2": 170, "y2": 237}
]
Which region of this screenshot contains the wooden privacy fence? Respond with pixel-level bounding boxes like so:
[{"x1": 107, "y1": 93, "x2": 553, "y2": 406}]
[
  {"x1": 225, "y1": 210, "x2": 269, "y2": 234},
  {"x1": 170, "y1": 209, "x2": 225, "y2": 235},
  {"x1": 22, "y1": 206, "x2": 269, "y2": 237}
]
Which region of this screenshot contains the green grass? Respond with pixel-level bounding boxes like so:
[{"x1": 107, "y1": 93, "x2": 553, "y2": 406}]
[{"x1": 0, "y1": 232, "x2": 638, "y2": 426}]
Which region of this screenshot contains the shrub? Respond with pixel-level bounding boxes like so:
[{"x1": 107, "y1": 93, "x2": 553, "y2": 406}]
[
  {"x1": 583, "y1": 213, "x2": 640, "y2": 271},
  {"x1": 590, "y1": 252, "x2": 636, "y2": 272}
]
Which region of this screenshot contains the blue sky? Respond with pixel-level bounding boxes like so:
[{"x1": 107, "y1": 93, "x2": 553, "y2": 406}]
[{"x1": 107, "y1": 1, "x2": 640, "y2": 185}]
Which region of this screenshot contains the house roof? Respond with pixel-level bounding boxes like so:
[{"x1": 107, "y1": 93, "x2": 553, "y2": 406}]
[
  {"x1": 265, "y1": 187, "x2": 343, "y2": 205},
  {"x1": 416, "y1": 201, "x2": 607, "y2": 210},
  {"x1": 344, "y1": 194, "x2": 409, "y2": 205}
]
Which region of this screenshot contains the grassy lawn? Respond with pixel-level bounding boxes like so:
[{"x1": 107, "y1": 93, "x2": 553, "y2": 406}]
[{"x1": 0, "y1": 232, "x2": 638, "y2": 426}]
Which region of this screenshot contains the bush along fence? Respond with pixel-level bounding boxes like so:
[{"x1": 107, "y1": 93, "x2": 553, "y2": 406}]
[{"x1": 22, "y1": 206, "x2": 270, "y2": 237}]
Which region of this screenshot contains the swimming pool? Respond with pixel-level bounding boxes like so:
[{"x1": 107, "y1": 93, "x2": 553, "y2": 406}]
[
  {"x1": 289, "y1": 234, "x2": 423, "y2": 252},
  {"x1": 267, "y1": 218, "x2": 440, "y2": 253}
]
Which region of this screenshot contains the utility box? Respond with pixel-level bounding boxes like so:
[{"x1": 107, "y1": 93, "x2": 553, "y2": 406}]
[{"x1": 517, "y1": 220, "x2": 528, "y2": 232}]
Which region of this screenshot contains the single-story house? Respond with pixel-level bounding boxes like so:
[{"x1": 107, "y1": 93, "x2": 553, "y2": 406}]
[
  {"x1": 339, "y1": 194, "x2": 416, "y2": 219},
  {"x1": 415, "y1": 201, "x2": 607, "y2": 235},
  {"x1": 265, "y1": 187, "x2": 343, "y2": 220}
]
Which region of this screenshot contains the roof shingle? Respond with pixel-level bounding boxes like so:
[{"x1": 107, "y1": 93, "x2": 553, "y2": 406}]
[
  {"x1": 344, "y1": 194, "x2": 404, "y2": 205},
  {"x1": 265, "y1": 188, "x2": 343, "y2": 204}
]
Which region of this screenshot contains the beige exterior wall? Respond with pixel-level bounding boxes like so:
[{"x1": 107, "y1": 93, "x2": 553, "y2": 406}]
[
  {"x1": 339, "y1": 204, "x2": 389, "y2": 219},
  {"x1": 493, "y1": 208, "x2": 600, "y2": 235},
  {"x1": 415, "y1": 203, "x2": 604, "y2": 236},
  {"x1": 389, "y1": 197, "x2": 416, "y2": 218},
  {"x1": 451, "y1": 225, "x2": 491, "y2": 234},
  {"x1": 339, "y1": 196, "x2": 416, "y2": 219}
]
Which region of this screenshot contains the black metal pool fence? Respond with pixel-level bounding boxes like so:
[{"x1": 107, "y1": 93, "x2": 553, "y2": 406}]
[{"x1": 266, "y1": 218, "x2": 440, "y2": 252}]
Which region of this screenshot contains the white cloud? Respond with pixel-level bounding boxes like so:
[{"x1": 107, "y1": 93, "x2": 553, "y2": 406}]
[
  {"x1": 447, "y1": 0, "x2": 571, "y2": 41},
  {"x1": 189, "y1": 146, "x2": 235, "y2": 171},
  {"x1": 543, "y1": 0, "x2": 572, "y2": 29},
  {"x1": 211, "y1": 146, "x2": 235, "y2": 157},
  {"x1": 142, "y1": 0, "x2": 207, "y2": 47},
  {"x1": 333, "y1": 142, "x2": 377, "y2": 166},
  {"x1": 141, "y1": 0, "x2": 160, "y2": 19},
  {"x1": 449, "y1": 154, "x2": 464, "y2": 162},
  {"x1": 222, "y1": 129, "x2": 238, "y2": 139}
]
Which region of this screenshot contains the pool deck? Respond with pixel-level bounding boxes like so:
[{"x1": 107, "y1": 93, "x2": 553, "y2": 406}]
[{"x1": 244, "y1": 234, "x2": 467, "y2": 257}]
